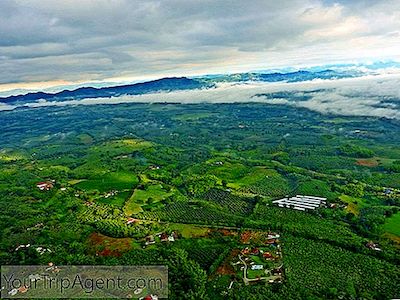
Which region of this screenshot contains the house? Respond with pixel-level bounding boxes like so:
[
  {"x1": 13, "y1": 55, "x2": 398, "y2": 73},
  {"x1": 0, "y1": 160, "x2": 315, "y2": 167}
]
[
  {"x1": 36, "y1": 247, "x2": 52, "y2": 255},
  {"x1": 36, "y1": 182, "x2": 54, "y2": 191},
  {"x1": 241, "y1": 248, "x2": 250, "y2": 255},
  {"x1": 145, "y1": 235, "x2": 155, "y2": 245},
  {"x1": 251, "y1": 265, "x2": 263, "y2": 270},
  {"x1": 15, "y1": 244, "x2": 31, "y2": 251},
  {"x1": 8, "y1": 289, "x2": 18, "y2": 296},
  {"x1": 263, "y1": 252, "x2": 273, "y2": 259},
  {"x1": 160, "y1": 233, "x2": 169, "y2": 242},
  {"x1": 126, "y1": 218, "x2": 139, "y2": 225},
  {"x1": 273, "y1": 278, "x2": 283, "y2": 283},
  {"x1": 267, "y1": 232, "x2": 280, "y2": 239},
  {"x1": 18, "y1": 286, "x2": 29, "y2": 294},
  {"x1": 265, "y1": 239, "x2": 276, "y2": 244},
  {"x1": 272, "y1": 267, "x2": 282, "y2": 276},
  {"x1": 384, "y1": 188, "x2": 393, "y2": 195},
  {"x1": 251, "y1": 248, "x2": 260, "y2": 255},
  {"x1": 366, "y1": 241, "x2": 382, "y2": 251}
]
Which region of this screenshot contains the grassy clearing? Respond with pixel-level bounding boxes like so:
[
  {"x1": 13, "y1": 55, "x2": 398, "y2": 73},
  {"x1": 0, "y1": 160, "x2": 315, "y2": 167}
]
[
  {"x1": 0, "y1": 150, "x2": 25, "y2": 162},
  {"x1": 124, "y1": 184, "x2": 172, "y2": 215},
  {"x1": 98, "y1": 139, "x2": 153, "y2": 156},
  {"x1": 97, "y1": 191, "x2": 131, "y2": 207},
  {"x1": 296, "y1": 179, "x2": 337, "y2": 200},
  {"x1": 208, "y1": 161, "x2": 250, "y2": 182},
  {"x1": 77, "y1": 133, "x2": 94, "y2": 145},
  {"x1": 168, "y1": 223, "x2": 209, "y2": 238},
  {"x1": 339, "y1": 194, "x2": 364, "y2": 215},
  {"x1": 231, "y1": 167, "x2": 289, "y2": 197},
  {"x1": 383, "y1": 212, "x2": 400, "y2": 237},
  {"x1": 75, "y1": 172, "x2": 138, "y2": 193}
]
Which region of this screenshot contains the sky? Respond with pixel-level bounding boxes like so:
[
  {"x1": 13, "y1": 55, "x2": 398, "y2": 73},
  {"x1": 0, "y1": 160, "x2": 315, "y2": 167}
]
[{"x1": 1, "y1": 0, "x2": 400, "y2": 93}]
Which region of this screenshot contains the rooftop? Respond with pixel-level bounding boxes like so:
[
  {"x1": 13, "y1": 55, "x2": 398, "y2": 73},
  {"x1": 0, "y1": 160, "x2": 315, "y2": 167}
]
[{"x1": 273, "y1": 195, "x2": 327, "y2": 211}]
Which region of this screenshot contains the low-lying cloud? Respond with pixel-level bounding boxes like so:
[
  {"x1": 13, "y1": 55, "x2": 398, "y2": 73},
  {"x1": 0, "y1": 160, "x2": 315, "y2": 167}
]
[{"x1": 3, "y1": 74, "x2": 400, "y2": 120}]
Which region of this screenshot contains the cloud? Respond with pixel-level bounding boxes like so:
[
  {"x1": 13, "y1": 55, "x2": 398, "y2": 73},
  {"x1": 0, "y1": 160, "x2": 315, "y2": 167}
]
[
  {"x1": 3, "y1": 73, "x2": 400, "y2": 120},
  {"x1": 0, "y1": 0, "x2": 400, "y2": 89}
]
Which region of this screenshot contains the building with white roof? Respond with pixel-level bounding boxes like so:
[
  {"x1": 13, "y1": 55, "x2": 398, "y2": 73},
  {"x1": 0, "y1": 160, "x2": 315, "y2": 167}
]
[{"x1": 272, "y1": 195, "x2": 326, "y2": 211}]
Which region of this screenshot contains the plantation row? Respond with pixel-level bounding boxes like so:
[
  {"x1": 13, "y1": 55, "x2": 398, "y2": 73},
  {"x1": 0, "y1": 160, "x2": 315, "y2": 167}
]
[
  {"x1": 177, "y1": 241, "x2": 228, "y2": 273},
  {"x1": 201, "y1": 189, "x2": 256, "y2": 215},
  {"x1": 282, "y1": 235, "x2": 400, "y2": 299},
  {"x1": 248, "y1": 206, "x2": 366, "y2": 250},
  {"x1": 78, "y1": 205, "x2": 157, "y2": 238},
  {"x1": 135, "y1": 201, "x2": 243, "y2": 226},
  {"x1": 239, "y1": 175, "x2": 290, "y2": 197}
]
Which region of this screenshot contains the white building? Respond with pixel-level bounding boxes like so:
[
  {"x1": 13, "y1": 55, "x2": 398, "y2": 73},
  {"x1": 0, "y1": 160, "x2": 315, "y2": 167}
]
[{"x1": 273, "y1": 195, "x2": 326, "y2": 211}]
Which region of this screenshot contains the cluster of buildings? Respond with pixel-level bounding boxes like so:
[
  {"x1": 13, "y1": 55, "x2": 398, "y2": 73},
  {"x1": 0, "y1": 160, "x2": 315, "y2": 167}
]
[
  {"x1": 104, "y1": 190, "x2": 118, "y2": 199},
  {"x1": 144, "y1": 232, "x2": 179, "y2": 246},
  {"x1": 36, "y1": 181, "x2": 54, "y2": 191},
  {"x1": 14, "y1": 244, "x2": 52, "y2": 255},
  {"x1": 273, "y1": 195, "x2": 327, "y2": 211}
]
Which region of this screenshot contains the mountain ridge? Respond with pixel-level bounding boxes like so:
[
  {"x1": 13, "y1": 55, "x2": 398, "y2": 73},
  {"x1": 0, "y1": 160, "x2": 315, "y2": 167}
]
[{"x1": 0, "y1": 69, "x2": 363, "y2": 105}]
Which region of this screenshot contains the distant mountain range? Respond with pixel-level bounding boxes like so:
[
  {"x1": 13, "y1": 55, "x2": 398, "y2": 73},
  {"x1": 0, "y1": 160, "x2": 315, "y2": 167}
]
[
  {"x1": 199, "y1": 69, "x2": 362, "y2": 83},
  {"x1": 0, "y1": 77, "x2": 207, "y2": 105},
  {"x1": 0, "y1": 69, "x2": 364, "y2": 105}
]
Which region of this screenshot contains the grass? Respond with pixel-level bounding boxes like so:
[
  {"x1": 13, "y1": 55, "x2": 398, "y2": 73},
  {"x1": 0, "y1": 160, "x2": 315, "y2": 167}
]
[
  {"x1": 247, "y1": 269, "x2": 267, "y2": 279},
  {"x1": 296, "y1": 178, "x2": 337, "y2": 199},
  {"x1": 97, "y1": 191, "x2": 131, "y2": 207},
  {"x1": 0, "y1": 151, "x2": 25, "y2": 162},
  {"x1": 124, "y1": 184, "x2": 172, "y2": 215},
  {"x1": 231, "y1": 167, "x2": 289, "y2": 197},
  {"x1": 168, "y1": 223, "x2": 209, "y2": 238},
  {"x1": 75, "y1": 172, "x2": 138, "y2": 193},
  {"x1": 383, "y1": 212, "x2": 400, "y2": 237},
  {"x1": 77, "y1": 133, "x2": 94, "y2": 145},
  {"x1": 95, "y1": 139, "x2": 153, "y2": 157},
  {"x1": 208, "y1": 161, "x2": 250, "y2": 182},
  {"x1": 339, "y1": 194, "x2": 364, "y2": 215}
]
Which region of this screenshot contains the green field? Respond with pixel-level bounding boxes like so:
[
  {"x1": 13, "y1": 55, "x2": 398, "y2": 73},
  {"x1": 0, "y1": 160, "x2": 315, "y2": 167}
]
[
  {"x1": 124, "y1": 184, "x2": 173, "y2": 215},
  {"x1": 384, "y1": 212, "x2": 400, "y2": 237},
  {"x1": 96, "y1": 191, "x2": 131, "y2": 207},
  {"x1": 75, "y1": 172, "x2": 138, "y2": 192}
]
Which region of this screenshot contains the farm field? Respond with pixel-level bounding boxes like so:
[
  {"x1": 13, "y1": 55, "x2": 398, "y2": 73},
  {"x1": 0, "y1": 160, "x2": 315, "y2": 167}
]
[{"x1": 0, "y1": 103, "x2": 399, "y2": 299}]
